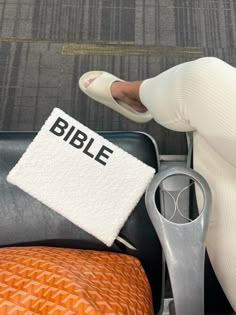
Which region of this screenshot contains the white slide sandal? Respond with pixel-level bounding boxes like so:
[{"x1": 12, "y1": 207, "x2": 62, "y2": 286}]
[{"x1": 78, "y1": 71, "x2": 153, "y2": 123}]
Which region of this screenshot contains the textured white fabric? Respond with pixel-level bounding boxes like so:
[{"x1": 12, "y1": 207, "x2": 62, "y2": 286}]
[
  {"x1": 7, "y1": 107, "x2": 155, "y2": 247},
  {"x1": 139, "y1": 57, "x2": 236, "y2": 310}
]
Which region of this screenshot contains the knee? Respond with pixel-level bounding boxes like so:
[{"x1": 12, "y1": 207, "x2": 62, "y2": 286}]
[
  {"x1": 194, "y1": 56, "x2": 224, "y2": 66},
  {"x1": 181, "y1": 57, "x2": 230, "y2": 97},
  {"x1": 185, "y1": 57, "x2": 228, "y2": 82}
]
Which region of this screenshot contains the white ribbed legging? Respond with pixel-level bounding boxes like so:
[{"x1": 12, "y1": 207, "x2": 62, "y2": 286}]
[{"x1": 139, "y1": 57, "x2": 236, "y2": 310}]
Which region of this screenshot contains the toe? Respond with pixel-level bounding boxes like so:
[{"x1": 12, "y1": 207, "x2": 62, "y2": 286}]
[{"x1": 84, "y1": 77, "x2": 97, "y2": 88}]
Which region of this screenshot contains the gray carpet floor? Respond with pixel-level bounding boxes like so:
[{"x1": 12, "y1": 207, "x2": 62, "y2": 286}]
[{"x1": 0, "y1": 0, "x2": 236, "y2": 154}]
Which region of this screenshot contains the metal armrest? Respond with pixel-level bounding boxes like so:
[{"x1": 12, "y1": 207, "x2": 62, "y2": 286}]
[{"x1": 145, "y1": 167, "x2": 212, "y2": 315}]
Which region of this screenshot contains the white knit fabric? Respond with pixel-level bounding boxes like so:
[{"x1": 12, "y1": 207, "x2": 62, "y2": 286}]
[
  {"x1": 139, "y1": 57, "x2": 236, "y2": 310},
  {"x1": 7, "y1": 108, "x2": 155, "y2": 247}
]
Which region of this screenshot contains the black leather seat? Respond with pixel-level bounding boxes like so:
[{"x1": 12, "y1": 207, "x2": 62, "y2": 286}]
[{"x1": 0, "y1": 131, "x2": 163, "y2": 314}]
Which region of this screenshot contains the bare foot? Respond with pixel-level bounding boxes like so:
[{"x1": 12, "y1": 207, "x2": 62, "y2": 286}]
[
  {"x1": 111, "y1": 81, "x2": 147, "y2": 113},
  {"x1": 84, "y1": 77, "x2": 148, "y2": 113}
]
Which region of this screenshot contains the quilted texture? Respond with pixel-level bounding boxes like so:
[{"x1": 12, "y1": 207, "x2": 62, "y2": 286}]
[
  {"x1": 0, "y1": 247, "x2": 154, "y2": 315},
  {"x1": 7, "y1": 107, "x2": 155, "y2": 247}
]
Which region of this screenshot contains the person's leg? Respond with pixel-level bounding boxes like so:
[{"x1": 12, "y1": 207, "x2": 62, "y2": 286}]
[
  {"x1": 83, "y1": 57, "x2": 236, "y2": 310},
  {"x1": 83, "y1": 58, "x2": 236, "y2": 165}
]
